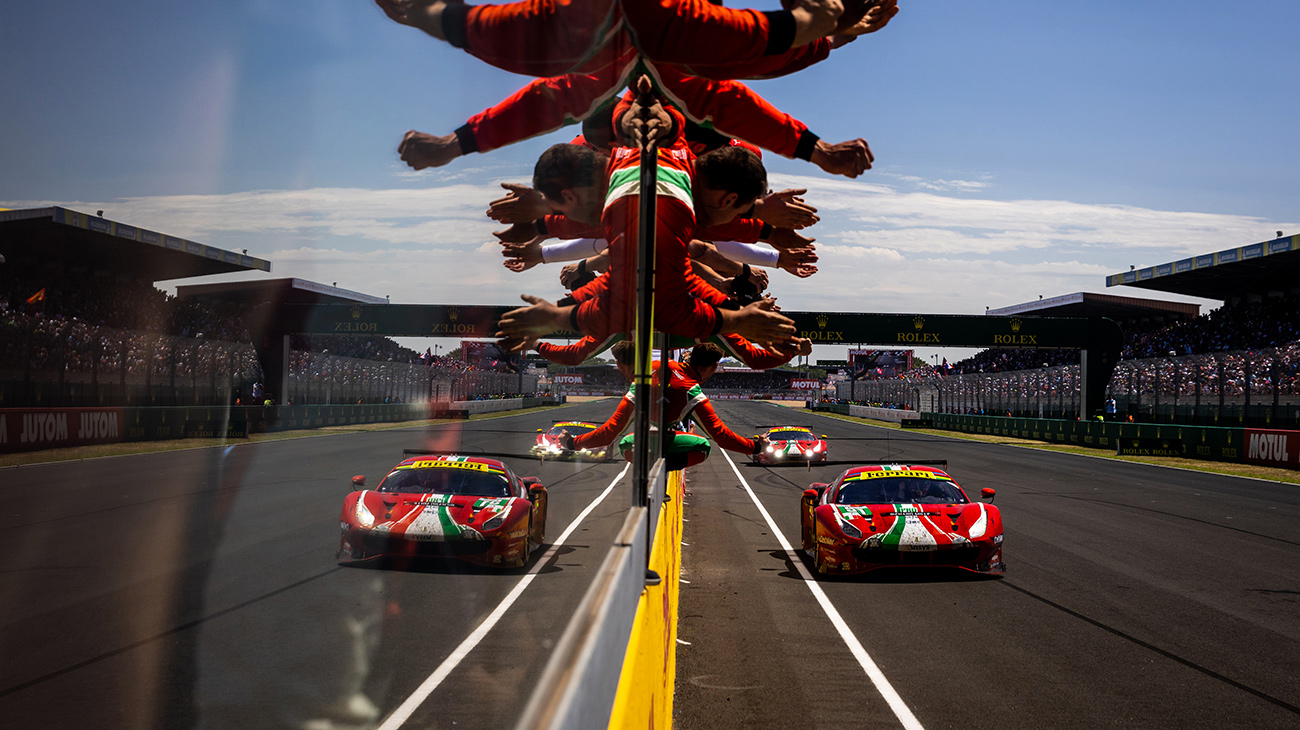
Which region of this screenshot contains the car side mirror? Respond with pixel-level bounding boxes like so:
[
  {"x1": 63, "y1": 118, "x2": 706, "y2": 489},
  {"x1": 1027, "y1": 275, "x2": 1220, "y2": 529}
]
[
  {"x1": 351, "y1": 475, "x2": 366, "y2": 487},
  {"x1": 820, "y1": 435, "x2": 827, "y2": 439},
  {"x1": 536, "y1": 428, "x2": 544, "y2": 432},
  {"x1": 981, "y1": 488, "x2": 996, "y2": 501}
]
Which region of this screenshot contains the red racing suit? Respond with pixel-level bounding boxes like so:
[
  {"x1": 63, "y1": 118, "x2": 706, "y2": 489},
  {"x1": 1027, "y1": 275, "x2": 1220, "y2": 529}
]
[
  {"x1": 572, "y1": 360, "x2": 756, "y2": 454},
  {"x1": 454, "y1": 60, "x2": 820, "y2": 161},
  {"x1": 443, "y1": 1, "x2": 806, "y2": 79}
]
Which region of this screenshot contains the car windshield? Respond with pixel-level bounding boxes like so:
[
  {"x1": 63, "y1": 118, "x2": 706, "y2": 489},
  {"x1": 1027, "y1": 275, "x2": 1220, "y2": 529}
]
[
  {"x1": 377, "y1": 467, "x2": 512, "y2": 497},
  {"x1": 771, "y1": 430, "x2": 815, "y2": 442},
  {"x1": 835, "y1": 477, "x2": 968, "y2": 505},
  {"x1": 549, "y1": 424, "x2": 595, "y2": 437}
]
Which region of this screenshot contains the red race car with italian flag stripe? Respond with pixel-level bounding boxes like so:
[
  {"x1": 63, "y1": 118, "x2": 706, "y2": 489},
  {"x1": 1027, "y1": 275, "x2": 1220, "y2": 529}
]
[
  {"x1": 800, "y1": 464, "x2": 1004, "y2": 576},
  {"x1": 338, "y1": 455, "x2": 547, "y2": 567},
  {"x1": 752, "y1": 426, "x2": 828, "y2": 465}
]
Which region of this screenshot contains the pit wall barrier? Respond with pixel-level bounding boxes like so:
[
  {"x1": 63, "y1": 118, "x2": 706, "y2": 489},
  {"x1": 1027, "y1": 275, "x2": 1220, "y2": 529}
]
[
  {"x1": 514, "y1": 462, "x2": 675, "y2": 730},
  {"x1": 848, "y1": 405, "x2": 920, "y2": 423},
  {"x1": 0, "y1": 397, "x2": 565, "y2": 453},
  {"x1": 919, "y1": 413, "x2": 1300, "y2": 469}
]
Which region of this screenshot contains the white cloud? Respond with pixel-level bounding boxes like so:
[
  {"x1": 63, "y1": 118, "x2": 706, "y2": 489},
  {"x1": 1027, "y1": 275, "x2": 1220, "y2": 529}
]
[{"x1": 12, "y1": 176, "x2": 1294, "y2": 318}]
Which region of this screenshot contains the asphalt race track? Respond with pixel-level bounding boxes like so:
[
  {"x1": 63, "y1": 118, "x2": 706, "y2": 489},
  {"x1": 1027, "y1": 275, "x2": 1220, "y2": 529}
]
[
  {"x1": 0, "y1": 402, "x2": 635, "y2": 730},
  {"x1": 677, "y1": 401, "x2": 1300, "y2": 729},
  {"x1": 2, "y1": 400, "x2": 1298, "y2": 729}
]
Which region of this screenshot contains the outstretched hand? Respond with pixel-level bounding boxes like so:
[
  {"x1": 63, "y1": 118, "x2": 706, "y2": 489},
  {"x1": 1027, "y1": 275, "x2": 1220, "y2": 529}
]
[
  {"x1": 811, "y1": 138, "x2": 873, "y2": 178},
  {"x1": 493, "y1": 221, "x2": 539, "y2": 244},
  {"x1": 723, "y1": 297, "x2": 797, "y2": 347},
  {"x1": 487, "y1": 183, "x2": 549, "y2": 224},
  {"x1": 836, "y1": 0, "x2": 899, "y2": 37},
  {"x1": 398, "y1": 130, "x2": 461, "y2": 170},
  {"x1": 776, "y1": 247, "x2": 819, "y2": 277},
  {"x1": 375, "y1": 0, "x2": 450, "y2": 39},
  {"x1": 496, "y1": 294, "x2": 573, "y2": 344},
  {"x1": 501, "y1": 236, "x2": 544, "y2": 272},
  {"x1": 619, "y1": 75, "x2": 674, "y2": 150},
  {"x1": 754, "y1": 188, "x2": 819, "y2": 229},
  {"x1": 767, "y1": 227, "x2": 815, "y2": 251}
]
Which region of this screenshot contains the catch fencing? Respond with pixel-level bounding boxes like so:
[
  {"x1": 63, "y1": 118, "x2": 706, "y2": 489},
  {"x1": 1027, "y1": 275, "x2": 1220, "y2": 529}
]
[{"x1": 834, "y1": 343, "x2": 1300, "y2": 429}]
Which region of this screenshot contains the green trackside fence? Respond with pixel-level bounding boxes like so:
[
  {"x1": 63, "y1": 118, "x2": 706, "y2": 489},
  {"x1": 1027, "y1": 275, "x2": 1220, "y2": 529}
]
[{"x1": 921, "y1": 413, "x2": 1245, "y2": 463}]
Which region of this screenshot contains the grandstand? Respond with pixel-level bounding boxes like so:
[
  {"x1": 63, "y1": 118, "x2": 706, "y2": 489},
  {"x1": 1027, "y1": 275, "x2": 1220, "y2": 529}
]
[{"x1": 0, "y1": 207, "x2": 526, "y2": 407}]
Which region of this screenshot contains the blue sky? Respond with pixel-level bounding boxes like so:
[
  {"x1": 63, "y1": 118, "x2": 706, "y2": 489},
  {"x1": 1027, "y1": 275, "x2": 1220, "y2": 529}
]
[{"x1": 3, "y1": 1, "x2": 1298, "y2": 362}]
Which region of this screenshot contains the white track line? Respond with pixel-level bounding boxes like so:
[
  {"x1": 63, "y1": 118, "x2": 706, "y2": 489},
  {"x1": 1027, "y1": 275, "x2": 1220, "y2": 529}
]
[
  {"x1": 378, "y1": 463, "x2": 630, "y2": 730},
  {"x1": 719, "y1": 450, "x2": 925, "y2": 730}
]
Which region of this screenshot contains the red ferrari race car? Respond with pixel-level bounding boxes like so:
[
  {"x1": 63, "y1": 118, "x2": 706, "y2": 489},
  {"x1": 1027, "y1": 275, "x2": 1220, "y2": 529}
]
[
  {"x1": 752, "y1": 426, "x2": 828, "y2": 465},
  {"x1": 338, "y1": 454, "x2": 547, "y2": 567},
  {"x1": 800, "y1": 464, "x2": 1003, "y2": 576},
  {"x1": 531, "y1": 421, "x2": 606, "y2": 460}
]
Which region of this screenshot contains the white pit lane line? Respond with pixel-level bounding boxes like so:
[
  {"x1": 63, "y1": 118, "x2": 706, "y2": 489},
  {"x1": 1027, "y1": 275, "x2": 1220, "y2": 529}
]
[
  {"x1": 719, "y1": 450, "x2": 925, "y2": 730},
  {"x1": 377, "y1": 463, "x2": 630, "y2": 730}
]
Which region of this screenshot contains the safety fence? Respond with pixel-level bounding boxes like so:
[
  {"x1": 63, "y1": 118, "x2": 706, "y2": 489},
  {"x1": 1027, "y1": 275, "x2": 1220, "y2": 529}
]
[
  {"x1": 516, "y1": 462, "x2": 680, "y2": 730},
  {"x1": 0, "y1": 323, "x2": 535, "y2": 407},
  {"x1": 832, "y1": 343, "x2": 1300, "y2": 429}
]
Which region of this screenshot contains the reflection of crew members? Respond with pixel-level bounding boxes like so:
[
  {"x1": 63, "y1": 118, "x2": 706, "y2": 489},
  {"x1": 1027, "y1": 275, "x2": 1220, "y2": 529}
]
[
  {"x1": 496, "y1": 81, "x2": 796, "y2": 348},
  {"x1": 561, "y1": 342, "x2": 768, "y2": 467}
]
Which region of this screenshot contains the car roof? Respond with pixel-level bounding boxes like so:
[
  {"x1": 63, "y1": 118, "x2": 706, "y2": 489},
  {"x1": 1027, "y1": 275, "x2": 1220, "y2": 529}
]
[
  {"x1": 395, "y1": 455, "x2": 511, "y2": 473},
  {"x1": 551, "y1": 421, "x2": 597, "y2": 428},
  {"x1": 768, "y1": 426, "x2": 813, "y2": 432},
  {"x1": 840, "y1": 465, "x2": 952, "y2": 480}
]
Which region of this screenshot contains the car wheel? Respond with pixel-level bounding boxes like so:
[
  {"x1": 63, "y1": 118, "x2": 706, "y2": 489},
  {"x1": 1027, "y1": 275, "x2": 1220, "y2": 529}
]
[{"x1": 811, "y1": 540, "x2": 827, "y2": 574}]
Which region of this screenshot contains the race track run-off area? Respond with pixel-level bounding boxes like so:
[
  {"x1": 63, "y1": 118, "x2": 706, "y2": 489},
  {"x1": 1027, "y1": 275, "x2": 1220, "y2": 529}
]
[{"x1": 1, "y1": 400, "x2": 1298, "y2": 729}]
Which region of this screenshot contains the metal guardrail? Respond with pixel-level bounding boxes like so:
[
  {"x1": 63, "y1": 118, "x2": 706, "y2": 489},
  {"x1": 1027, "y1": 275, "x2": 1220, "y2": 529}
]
[{"x1": 514, "y1": 459, "x2": 667, "y2": 730}]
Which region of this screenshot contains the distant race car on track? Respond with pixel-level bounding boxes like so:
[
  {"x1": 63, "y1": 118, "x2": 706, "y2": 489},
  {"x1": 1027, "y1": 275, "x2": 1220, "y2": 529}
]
[
  {"x1": 800, "y1": 464, "x2": 1004, "y2": 576},
  {"x1": 339, "y1": 454, "x2": 547, "y2": 567},
  {"x1": 752, "y1": 426, "x2": 828, "y2": 465},
  {"x1": 531, "y1": 421, "x2": 606, "y2": 460}
]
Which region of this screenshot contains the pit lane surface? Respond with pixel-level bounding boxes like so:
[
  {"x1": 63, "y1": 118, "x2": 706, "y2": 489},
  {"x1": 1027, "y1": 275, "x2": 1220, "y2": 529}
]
[
  {"x1": 676, "y1": 401, "x2": 1300, "y2": 729},
  {"x1": 0, "y1": 402, "x2": 634, "y2": 730}
]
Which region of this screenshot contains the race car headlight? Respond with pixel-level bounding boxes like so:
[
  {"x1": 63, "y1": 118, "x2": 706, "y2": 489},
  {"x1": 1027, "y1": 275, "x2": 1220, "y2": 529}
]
[
  {"x1": 354, "y1": 499, "x2": 375, "y2": 529},
  {"x1": 805, "y1": 449, "x2": 815, "y2": 457},
  {"x1": 765, "y1": 445, "x2": 775, "y2": 453},
  {"x1": 481, "y1": 515, "x2": 506, "y2": 531},
  {"x1": 839, "y1": 520, "x2": 862, "y2": 539}
]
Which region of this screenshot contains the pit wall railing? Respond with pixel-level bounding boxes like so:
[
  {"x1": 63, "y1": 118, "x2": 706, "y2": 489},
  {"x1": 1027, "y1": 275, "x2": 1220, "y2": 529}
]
[
  {"x1": 0, "y1": 396, "x2": 564, "y2": 453},
  {"x1": 0, "y1": 324, "x2": 535, "y2": 407},
  {"x1": 831, "y1": 343, "x2": 1300, "y2": 430},
  {"x1": 516, "y1": 461, "x2": 678, "y2": 730}
]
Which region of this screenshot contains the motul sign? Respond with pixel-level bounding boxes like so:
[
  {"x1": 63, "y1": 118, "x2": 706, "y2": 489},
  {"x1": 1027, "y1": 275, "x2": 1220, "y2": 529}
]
[
  {"x1": 789, "y1": 379, "x2": 822, "y2": 390},
  {"x1": 552, "y1": 374, "x2": 584, "y2": 385},
  {"x1": 1244, "y1": 429, "x2": 1299, "y2": 466}
]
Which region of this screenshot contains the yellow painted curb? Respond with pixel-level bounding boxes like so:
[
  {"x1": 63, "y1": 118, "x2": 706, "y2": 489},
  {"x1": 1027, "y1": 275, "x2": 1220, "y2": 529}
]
[{"x1": 608, "y1": 470, "x2": 684, "y2": 729}]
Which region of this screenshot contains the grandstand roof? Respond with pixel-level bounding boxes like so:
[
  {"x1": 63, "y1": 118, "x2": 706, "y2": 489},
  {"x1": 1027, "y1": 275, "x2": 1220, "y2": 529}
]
[
  {"x1": 0, "y1": 206, "x2": 270, "y2": 281},
  {"x1": 175, "y1": 278, "x2": 388, "y2": 306},
  {"x1": 987, "y1": 292, "x2": 1198, "y2": 322},
  {"x1": 1105, "y1": 233, "x2": 1300, "y2": 300}
]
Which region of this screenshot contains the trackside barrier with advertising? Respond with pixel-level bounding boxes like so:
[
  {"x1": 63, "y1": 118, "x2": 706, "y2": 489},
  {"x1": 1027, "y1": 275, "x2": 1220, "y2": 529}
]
[
  {"x1": 0, "y1": 408, "x2": 125, "y2": 452},
  {"x1": 1244, "y1": 429, "x2": 1300, "y2": 467},
  {"x1": 919, "y1": 414, "x2": 1297, "y2": 468},
  {"x1": 514, "y1": 462, "x2": 672, "y2": 730},
  {"x1": 1, "y1": 399, "x2": 563, "y2": 452}
]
